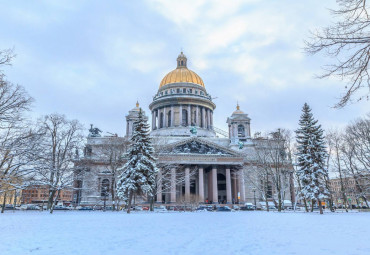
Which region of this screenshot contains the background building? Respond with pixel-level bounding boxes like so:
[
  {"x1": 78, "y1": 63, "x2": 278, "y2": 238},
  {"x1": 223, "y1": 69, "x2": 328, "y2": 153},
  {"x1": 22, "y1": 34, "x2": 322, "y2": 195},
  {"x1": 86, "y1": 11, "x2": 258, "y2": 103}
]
[{"x1": 21, "y1": 185, "x2": 73, "y2": 206}]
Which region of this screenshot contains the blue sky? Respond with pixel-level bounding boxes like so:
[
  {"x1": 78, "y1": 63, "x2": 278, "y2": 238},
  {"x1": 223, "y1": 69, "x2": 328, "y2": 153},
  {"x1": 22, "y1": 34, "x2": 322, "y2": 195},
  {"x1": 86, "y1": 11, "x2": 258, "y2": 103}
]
[{"x1": 1, "y1": 0, "x2": 369, "y2": 136}]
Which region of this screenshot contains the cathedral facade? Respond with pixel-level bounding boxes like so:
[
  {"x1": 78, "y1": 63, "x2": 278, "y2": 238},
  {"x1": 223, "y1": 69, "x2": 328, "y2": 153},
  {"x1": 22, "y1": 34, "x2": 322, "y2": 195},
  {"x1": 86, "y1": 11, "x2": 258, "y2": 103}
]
[{"x1": 74, "y1": 52, "x2": 294, "y2": 207}]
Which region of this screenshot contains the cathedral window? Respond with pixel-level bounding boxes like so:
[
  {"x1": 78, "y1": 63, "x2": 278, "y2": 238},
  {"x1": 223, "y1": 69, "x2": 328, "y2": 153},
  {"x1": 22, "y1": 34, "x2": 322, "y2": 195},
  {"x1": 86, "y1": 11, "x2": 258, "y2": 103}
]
[
  {"x1": 177, "y1": 88, "x2": 180, "y2": 93},
  {"x1": 101, "y1": 179, "x2": 110, "y2": 197},
  {"x1": 183, "y1": 88, "x2": 186, "y2": 93},
  {"x1": 167, "y1": 110, "x2": 171, "y2": 127},
  {"x1": 182, "y1": 109, "x2": 188, "y2": 126},
  {"x1": 195, "y1": 90, "x2": 198, "y2": 94},
  {"x1": 192, "y1": 111, "x2": 196, "y2": 126},
  {"x1": 238, "y1": 125, "x2": 245, "y2": 137},
  {"x1": 159, "y1": 112, "x2": 164, "y2": 128},
  {"x1": 84, "y1": 146, "x2": 92, "y2": 157},
  {"x1": 189, "y1": 89, "x2": 192, "y2": 93},
  {"x1": 165, "y1": 90, "x2": 168, "y2": 95}
]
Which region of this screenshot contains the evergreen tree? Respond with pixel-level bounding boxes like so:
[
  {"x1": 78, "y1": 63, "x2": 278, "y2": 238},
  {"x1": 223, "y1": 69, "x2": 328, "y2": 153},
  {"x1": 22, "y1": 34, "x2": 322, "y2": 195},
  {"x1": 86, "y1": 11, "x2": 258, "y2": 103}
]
[
  {"x1": 116, "y1": 109, "x2": 158, "y2": 213},
  {"x1": 295, "y1": 103, "x2": 329, "y2": 214}
]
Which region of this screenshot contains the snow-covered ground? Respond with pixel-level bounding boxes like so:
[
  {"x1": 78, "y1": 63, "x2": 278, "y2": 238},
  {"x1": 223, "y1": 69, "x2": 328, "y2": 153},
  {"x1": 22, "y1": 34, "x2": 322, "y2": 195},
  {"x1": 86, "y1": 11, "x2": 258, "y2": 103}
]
[{"x1": 1, "y1": 211, "x2": 369, "y2": 255}]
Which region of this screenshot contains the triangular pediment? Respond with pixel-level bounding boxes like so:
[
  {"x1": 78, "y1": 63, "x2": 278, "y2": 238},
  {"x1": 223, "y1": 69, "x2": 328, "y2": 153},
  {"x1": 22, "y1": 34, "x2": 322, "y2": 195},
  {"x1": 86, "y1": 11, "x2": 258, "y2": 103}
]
[{"x1": 161, "y1": 137, "x2": 241, "y2": 156}]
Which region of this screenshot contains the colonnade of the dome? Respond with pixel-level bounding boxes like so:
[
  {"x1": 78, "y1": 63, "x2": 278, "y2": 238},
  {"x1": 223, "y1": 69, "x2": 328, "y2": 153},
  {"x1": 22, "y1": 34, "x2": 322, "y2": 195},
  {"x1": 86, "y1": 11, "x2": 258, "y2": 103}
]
[{"x1": 151, "y1": 104, "x2": 213, "y2": 130}]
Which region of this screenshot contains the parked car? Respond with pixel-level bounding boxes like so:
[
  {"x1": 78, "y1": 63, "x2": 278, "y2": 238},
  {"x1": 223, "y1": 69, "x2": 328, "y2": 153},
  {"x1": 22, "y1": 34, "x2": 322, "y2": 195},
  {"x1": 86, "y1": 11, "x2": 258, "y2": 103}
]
[
  {"x1": 154, "y1": 205, "x2": 167, "y2": 212},
  {"x1": 166, "y1": 206, "x2": 185, "y2": 212},
  {"x1": 27, "y1": 205, "x2": 40, "y2": 210},
  {"x1": 240, "y1": 203, "x2": 256, "y2": 211},
  {"x1": 232, "y1": 205, "x2": 240, "y2": 211},
  {"x1": 196, "y1": 206, "x2": 213, "y2": 212},
  {"x1": 104, "y1": 206, "x2": 113, "y2": 211},
  {"x1": 78, "y1": 206, "x2": 93, "y2": 211},
  {"x1": 66, "y1": 205, "x2": 75, "y2": 210},
  {"x1": 133, "y1": 206, "x2": 143, "y2": 211},
  {"x1": 18, "y1": 204, "x2": 28, "y2": 210},
  {"x1": 53, "y1": 205, "x2": 69, "y2": 210},
  {"x1": 2, "y1": 204, "x2": 15, "y2": 210},
  {"x1": 217, "y1": 206, "x2": 231, "y2": 212}
]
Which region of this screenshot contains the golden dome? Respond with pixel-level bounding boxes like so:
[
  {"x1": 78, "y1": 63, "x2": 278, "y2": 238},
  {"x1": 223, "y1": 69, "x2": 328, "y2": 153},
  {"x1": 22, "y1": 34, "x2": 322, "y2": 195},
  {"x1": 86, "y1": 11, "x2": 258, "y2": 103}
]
[{"x1": 159, "y1": 52, "x2": 205, "y2": 88}]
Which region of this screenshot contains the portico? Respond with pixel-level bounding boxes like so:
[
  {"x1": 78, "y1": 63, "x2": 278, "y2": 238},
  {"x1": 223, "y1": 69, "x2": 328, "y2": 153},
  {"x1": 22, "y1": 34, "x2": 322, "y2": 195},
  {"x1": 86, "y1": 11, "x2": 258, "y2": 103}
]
[
  {"x1": 156, "y1": 164, "x2": 245, "y2": 204},
  {"x1": 154, "y1": 137, "x2": 246, "y2": 205}
]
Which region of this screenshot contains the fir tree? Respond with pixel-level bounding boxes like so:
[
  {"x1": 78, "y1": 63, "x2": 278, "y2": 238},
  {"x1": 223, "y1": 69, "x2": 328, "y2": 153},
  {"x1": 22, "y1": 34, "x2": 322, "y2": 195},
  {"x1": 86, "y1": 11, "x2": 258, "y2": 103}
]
[
  {"x1": 295, "y1": 103, "x2": 329, "y2": 214},
  {"x1": 116, "y1": 109, "x2": 158, "y2": 213}
]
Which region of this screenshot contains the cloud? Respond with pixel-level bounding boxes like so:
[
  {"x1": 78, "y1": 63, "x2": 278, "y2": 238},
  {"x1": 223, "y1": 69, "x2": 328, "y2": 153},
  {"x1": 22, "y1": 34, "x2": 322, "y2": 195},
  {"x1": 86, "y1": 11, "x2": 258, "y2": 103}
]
[{"x1": 0, "y1": 0, "x2": 368, "y2": 137}]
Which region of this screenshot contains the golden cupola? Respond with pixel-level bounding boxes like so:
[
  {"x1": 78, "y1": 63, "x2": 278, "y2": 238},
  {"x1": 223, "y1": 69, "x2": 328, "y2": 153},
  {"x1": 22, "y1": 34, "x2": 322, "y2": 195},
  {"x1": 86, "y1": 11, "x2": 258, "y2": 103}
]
[{"x1": 159, "y1": 52, "x2": 205, "y2": 88}]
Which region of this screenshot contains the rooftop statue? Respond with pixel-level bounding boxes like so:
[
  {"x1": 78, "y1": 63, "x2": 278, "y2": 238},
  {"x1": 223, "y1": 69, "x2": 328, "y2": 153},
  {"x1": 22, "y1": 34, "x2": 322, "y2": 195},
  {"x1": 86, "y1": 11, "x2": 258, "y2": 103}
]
[
  {"x1": 88, "y1": 124, "x2": 102, "y2": 137},
  {"x1": 190, "y1": 126, "x2": 197, "y2": 136}
]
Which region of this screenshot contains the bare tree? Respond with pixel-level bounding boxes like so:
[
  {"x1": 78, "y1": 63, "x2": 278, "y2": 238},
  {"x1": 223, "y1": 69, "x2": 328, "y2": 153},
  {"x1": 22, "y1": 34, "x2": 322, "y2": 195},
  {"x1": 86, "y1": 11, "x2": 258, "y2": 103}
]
[
  {"x1": 252, "y1": 129, "x2": 293, "y2": 212},
  {"x1": 99, "y1": 136, "x2": 129, "y2": 210},
  {"x1": 342, "y1": 114, "x2": 370, "y2": 207},
  {"x1": 305, "y1": 0, "x2": 370, "y2": 107},
  {"x1": 327, "y1": 129, "x2": 349, "y2": 212},
  {"x1": 0, "y1": 48, "x2": 36, "y2": 213},
  {"x1": 32, "y1": 114, "x2": 84, "y2": 213}
]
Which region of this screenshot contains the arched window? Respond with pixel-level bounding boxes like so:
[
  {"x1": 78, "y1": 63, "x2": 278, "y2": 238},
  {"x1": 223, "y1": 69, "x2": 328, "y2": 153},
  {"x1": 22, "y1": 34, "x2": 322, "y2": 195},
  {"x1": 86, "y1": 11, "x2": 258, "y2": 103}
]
[
  {"x1": 181, "y1": 60, "x2": 184, "y2": 66},
  {"x1": 200, "y1": 109, "x2": 204, "y2": 128},
  {"x1": 101, "y1": 179, "x2": 109, "y2": 197},
  {"x1": 167, "y1": 110, "x2": 171, "y2": 127},
  {"x1": 238, "y1": 125, "x2": 245, "y2": 137},
  {"x1": 182, "y1": 109, "x2": 188, "y2": 126},
  {"x1": 192, "y1": 111, "x2": 196, "y2": 126},
  {"x1": 159, "y1": 112, "x2": 164, "y2": 128}
]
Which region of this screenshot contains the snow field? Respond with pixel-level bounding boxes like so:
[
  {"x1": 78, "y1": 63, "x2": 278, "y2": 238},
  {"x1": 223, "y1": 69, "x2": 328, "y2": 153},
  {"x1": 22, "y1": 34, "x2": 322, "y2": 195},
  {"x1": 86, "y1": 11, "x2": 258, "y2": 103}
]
[{"x1": 1, "y1": 211, "x2": 369, "y2": 255}]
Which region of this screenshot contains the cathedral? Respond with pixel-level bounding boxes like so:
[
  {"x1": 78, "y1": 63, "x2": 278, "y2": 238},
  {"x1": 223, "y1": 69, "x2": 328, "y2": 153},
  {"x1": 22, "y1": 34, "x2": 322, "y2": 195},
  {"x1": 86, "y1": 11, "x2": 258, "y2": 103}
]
[{"x1": 74, "y1": 52, "x2": 294, "y2": 207}]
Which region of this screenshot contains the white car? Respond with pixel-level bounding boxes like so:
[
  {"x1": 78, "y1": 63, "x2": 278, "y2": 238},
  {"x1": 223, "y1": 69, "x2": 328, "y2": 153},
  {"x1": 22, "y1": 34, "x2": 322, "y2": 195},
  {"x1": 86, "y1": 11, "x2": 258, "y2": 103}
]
[
  {"x1": 154, "y1": 206, "x2": 167, "y2": 212},
  {"x1": 18, "y1": 205, "x2": 28, "y2": 210}
]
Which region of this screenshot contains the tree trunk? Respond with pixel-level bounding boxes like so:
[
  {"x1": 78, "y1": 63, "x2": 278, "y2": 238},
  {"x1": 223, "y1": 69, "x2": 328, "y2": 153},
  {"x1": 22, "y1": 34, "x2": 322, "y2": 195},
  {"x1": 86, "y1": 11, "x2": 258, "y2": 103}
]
[
  {"x1": 127, "y1": 191, "x2": 133, "y2": 214},
  {"x1": 150, "y1": 196, "x2": 154, "y2": 212},
  {"x1": 303, "y1": 197, "x2": 308, "y2": 212},
  {"x1": 50, "y1": 189, "x2": 61, "y2": 214},
  {"x1": 311, "y1": 199, "x2": 314, "y2": 212},
  {"x1": 47, "y1": 189, "x2": 57, "y2": 210},
  {"x1": 318, "y1": 199, "x2": 323, "y2": 214},
  {"x1": 1, "y1": 192, "x2": 7, "y2": 213},
  {"x1": 278, "y1": 193, "x2": 282, "y2": 212},
  {"x1": 13, "y1": 190, "x2": 17, "y2": 212},
  {"x1": 111, "y1": 178, "x2": 116, "y2": 211},
  {"x1": 363, "y1": 196, "x2": 369, "y2": 208},
  {"x1": 325, "y1": 177, "x2": 334, "y2": 212}
]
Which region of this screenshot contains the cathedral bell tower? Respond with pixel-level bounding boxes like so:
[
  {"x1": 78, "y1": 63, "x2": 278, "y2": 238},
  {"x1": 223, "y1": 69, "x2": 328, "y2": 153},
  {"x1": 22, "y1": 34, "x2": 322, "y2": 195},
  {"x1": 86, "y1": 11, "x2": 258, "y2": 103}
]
[
  {"x1": 125, "y1": 101, "x2": 148, "y2": 138},
  {"x1": 226, "y1": 103, "x2": 251, "y2": 144}
]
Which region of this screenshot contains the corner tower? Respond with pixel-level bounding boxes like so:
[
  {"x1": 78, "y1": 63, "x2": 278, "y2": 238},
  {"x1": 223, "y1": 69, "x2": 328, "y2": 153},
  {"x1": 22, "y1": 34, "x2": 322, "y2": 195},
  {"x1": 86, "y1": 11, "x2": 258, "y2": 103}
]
[
  {"x1": 226, "y1": 103, "x2": 251, "y2": 144},
  {"x1": 125, "y1": 101, "x2": 148, "y2": 138},
  {"x1": 149, "y1": 52, "x2": 216, "y2": 137}
]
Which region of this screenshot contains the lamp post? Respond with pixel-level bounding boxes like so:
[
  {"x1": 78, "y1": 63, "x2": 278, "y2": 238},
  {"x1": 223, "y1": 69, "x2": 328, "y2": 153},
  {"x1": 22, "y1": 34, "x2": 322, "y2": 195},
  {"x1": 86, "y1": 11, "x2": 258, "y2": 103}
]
[
  {"x1": 103, "y1": 191, "x2": 107, "y2": 212},
  {"x1": 253, "y1": 188, "x2": 256, "y2": 208}
]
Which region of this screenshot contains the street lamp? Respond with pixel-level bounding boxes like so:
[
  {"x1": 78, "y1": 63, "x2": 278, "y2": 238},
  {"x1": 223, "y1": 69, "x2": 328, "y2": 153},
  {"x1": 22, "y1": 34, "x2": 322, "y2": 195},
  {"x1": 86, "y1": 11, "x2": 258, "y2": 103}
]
[
  {"x1": 103, "y1": 191, "x2": 107, "y2": 212},
  {"x1": 253, "y1": 188, "x2": 256, "y2": 208}
]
